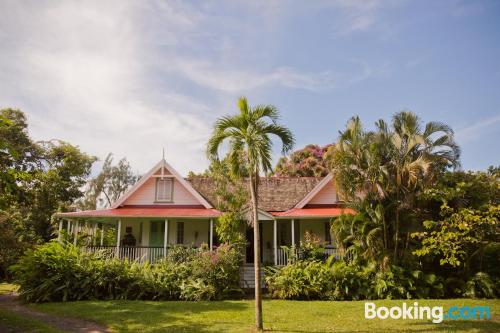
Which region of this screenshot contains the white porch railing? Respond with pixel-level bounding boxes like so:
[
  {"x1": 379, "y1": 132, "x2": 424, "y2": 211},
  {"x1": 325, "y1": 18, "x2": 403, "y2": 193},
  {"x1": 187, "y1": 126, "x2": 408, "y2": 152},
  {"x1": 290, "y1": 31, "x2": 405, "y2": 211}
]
[
  {"x1": 83, "y1": 246, "x2": 166, "y2": 264},
  {"x1": 276, "y1": 247, "x2": 343, "y2": 266}
]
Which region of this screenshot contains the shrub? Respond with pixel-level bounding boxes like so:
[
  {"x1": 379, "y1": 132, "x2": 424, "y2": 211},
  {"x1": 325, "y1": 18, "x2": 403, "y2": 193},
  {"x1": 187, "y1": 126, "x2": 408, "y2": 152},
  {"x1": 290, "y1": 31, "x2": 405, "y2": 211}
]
[
  {"x1": 265, "y1": 259, "x2": 446, "y2": 301},
  {"x1": 463, "y1": 272, "x2": 497, "y2": 299},
  {"x1": 11, "y1": 241, "x2": 242, "y2": 303},
  {"x1": 265, "y1": 261, "x2": 331, "y2": 300}
]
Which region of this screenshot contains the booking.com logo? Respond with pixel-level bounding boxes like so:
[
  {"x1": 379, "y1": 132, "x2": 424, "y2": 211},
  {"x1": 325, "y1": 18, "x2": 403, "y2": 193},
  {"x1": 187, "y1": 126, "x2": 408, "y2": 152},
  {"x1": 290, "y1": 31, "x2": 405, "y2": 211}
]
[{"x1": 365, "y1": 302, "x2": 491, "y2": 324}]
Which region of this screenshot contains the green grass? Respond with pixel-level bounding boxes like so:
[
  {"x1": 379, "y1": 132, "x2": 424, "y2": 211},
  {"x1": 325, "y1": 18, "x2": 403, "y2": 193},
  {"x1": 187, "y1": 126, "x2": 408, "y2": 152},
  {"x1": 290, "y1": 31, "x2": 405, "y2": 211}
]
[
  {"x1": 0, "y1": 308, "x2": 63, "y2": 333},
  {"x1": 0, "y1": 283, "x2": 17, "y2": 295},
  {"x1": 33, "y1": 298, "x2": 500, "y2": 333}
]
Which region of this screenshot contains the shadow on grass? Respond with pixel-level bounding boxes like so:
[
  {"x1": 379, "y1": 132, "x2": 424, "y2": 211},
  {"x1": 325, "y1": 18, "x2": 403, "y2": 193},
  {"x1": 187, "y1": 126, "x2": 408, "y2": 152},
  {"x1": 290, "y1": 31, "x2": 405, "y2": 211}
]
[
  {"x1": 411, "y1": 319, "x2": 500, "y2": 333},
  {"x1": 36, "y1": 300, "x2": 251, "y2": 333}
]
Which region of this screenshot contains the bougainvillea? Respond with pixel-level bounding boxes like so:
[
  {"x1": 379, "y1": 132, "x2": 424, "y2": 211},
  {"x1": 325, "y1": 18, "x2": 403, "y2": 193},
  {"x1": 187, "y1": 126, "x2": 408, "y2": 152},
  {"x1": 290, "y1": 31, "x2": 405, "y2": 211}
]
[{"x1": 273, "y1": 144, "x2": 333, "y2": 177}]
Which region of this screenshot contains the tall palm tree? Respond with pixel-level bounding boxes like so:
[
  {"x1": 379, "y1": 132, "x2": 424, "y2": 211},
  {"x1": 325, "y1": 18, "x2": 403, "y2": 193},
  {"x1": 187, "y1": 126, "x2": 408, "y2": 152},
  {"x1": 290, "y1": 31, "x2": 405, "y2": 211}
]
[
  {"x1": 377, "y1": 111, "x2": 460, "y2": 261},
  {"x1": 330, "y1": 112, "x2": 460, "y2": 262},
  {"x1": 207, "y1": 97, "x2": 294, "y2": 331}
]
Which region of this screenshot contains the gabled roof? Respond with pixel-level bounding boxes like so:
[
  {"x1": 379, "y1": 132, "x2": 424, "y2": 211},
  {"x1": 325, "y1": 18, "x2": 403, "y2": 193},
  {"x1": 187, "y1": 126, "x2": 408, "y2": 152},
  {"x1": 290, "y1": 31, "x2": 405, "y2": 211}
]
[
  {"x1": 112, "y1": 159, "x2": 213, "y2": 209},
  {"x1": 293, "y1": 173, "x2": 335, "y2": 208},
  {"x1": 188, "y1": 177, "x2": 323, "y2": 212}
]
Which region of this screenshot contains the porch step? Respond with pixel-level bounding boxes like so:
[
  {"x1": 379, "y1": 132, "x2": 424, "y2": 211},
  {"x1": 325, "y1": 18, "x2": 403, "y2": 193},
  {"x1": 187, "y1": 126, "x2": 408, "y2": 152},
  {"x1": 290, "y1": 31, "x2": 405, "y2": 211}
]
[{"x1": 240, "y1": 264, "x2": 265, "y2": 289}]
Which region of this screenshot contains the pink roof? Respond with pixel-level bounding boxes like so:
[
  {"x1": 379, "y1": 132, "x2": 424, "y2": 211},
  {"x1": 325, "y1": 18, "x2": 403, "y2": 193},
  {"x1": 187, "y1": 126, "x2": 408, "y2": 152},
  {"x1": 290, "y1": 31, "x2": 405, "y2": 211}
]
[
  {"x1": 271, "y1": 207, "x2": 355, "y2": 218},
  {"x1": 56, "y1": 206, "x2": 221, "y2": 218}
]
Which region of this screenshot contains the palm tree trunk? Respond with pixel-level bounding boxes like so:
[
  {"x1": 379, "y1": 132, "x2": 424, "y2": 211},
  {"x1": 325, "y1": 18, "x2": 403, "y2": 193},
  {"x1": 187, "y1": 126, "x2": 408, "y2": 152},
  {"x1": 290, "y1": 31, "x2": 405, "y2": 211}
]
[
  {"x1": 249, "y1": 171, "x2": 263, "y2": 331},
  {"x1": 394, "y1": 198, "x2": 399, "y2": 264}
]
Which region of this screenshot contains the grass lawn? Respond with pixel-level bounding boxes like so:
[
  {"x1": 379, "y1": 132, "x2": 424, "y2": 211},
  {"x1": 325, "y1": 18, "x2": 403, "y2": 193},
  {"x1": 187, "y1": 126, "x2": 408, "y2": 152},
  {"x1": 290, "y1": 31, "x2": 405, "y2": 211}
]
[
  {"x1": 0, "y1": 283, "x2": 61, "y2": 333},
  {"x1": 0, "y1": 308, "x2": 63, "y2": 333},
  {"x1": 33, "y1": 298, "x2": 499, "y2": 333}
]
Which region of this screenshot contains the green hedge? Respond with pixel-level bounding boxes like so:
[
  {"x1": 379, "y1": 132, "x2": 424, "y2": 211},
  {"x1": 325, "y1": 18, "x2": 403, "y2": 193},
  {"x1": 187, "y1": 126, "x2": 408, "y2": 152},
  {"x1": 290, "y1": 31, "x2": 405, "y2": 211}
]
[{"x1": 11, "y1": 242, "x2": 243, "y2": 303}]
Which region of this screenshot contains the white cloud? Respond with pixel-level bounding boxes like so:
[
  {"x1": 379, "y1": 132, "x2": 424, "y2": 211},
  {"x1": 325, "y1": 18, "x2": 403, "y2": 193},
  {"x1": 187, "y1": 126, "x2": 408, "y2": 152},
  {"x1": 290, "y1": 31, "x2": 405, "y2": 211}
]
[
  {"x1": 169, "y1": 58, "x2": 339, "y2": 93},
  {"x1": 0, "y1": 0, "x2": 387, "y2": 176},
  {"x1": 0, "y1": 1, "x2": 212, "y2": 175},
  {"x1": 455, "y1": 115, "x2": 500, "y2": 143}
]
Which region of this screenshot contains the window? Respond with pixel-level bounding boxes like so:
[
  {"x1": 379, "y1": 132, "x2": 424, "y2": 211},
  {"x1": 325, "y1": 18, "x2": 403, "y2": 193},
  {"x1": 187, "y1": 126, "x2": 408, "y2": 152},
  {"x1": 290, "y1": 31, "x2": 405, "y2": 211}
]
[
  {"x1": 324, "y1": 222, "x2": 332, "y2": 245},
  {"x1": 156, "y1": 178, "x2": 173, "y2": 202},
  {"x1": 176, "y1": 222, "x2": 184, "y2": 244}
]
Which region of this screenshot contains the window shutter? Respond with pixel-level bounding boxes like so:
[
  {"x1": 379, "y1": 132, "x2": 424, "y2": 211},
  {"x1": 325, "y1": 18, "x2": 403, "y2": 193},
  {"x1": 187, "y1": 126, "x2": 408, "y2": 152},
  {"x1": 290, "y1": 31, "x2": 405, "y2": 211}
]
[{"x1": 156, "y1": 179, "x2": 173, "y2": 202}]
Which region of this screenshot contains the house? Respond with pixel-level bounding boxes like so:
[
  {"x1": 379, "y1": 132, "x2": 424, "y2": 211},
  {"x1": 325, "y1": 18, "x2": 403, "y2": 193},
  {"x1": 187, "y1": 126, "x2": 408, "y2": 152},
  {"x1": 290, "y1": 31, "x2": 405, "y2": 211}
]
[{"x1": 55, "y1": 158, "x2": 354, "y2": 271}]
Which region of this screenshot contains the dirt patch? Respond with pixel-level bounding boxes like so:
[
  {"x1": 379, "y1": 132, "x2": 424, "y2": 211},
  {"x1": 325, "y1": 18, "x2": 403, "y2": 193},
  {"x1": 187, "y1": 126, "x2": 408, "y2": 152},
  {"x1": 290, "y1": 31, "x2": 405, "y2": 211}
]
[{"x1": 0, "y1": 293, "x2": 111, "y2": 333}]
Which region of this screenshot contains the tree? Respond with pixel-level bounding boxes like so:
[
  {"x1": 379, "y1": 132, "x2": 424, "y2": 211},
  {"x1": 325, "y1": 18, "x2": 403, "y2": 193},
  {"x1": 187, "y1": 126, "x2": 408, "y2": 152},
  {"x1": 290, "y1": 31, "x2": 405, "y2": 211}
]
[
  {"x1": 413, "y1": 204, "x2": 499, "y2": 270},
  {"x1": 189, "y1": 154, "x2": 248, "y2": 245},
  {"x1": 0, "y1": 108, "x2": 96, "y2": 241},
  {"x1": 78, "y1": 153, "x2": 139, "y2": 210},
  {"x1": 413, "y1": 168, "x2": 500, "y2": 276},
  {"x1": 274, "y1": 144, "x2": 332, "y2": 177},
  {"x1": 377, "y1": 112, "x2": 460, "y2": 261},
  {"x1": 207, "y1": 97, "x2": 294, "y2": 331},
  {"x1": 329, "y1": 112, "x2": 460, "y2": 262}
]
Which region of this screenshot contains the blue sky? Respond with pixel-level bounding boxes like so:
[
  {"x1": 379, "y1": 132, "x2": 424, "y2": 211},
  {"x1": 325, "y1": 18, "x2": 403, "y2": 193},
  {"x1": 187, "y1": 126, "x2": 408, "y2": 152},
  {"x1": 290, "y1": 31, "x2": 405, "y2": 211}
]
[{"x1": 1, "y1": 0, "x2": 499, "y2": 175}]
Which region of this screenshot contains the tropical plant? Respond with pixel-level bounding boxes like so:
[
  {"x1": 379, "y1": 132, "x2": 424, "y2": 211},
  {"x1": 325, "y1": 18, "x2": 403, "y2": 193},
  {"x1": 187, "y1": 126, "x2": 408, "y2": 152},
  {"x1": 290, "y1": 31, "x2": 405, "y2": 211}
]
[
  {"x1": 329, "y1": 112, "x2": 460, "y2": 262},
  {"x1": 463, "y1": 272, "x2": 497, "y2": 299},
  {"x1": 265, "y1": 259, "x2": 445, "y2": 301},
  {"x1": 331, "y1": 210, "x2": 383, "y2": 263},
  {"x1": 11, "y1": 241, "x2": 242, "y2": 302},
  {"x1": 207, "y1": 97, "x2": 294, "y2": 330},
  {"x1": 189, "y1": 157, "x2": 248, "y2": 245}
]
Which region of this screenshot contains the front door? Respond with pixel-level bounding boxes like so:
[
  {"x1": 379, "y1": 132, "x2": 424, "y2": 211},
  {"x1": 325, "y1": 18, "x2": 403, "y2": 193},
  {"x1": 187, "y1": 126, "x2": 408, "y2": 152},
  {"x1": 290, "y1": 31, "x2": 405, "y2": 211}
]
[
  {"x1": 245, "y1": 223, "x2": 263, "y2": 264},
  {"x1": 149, "y1": 221, "x2": 165, "y2": 247}
]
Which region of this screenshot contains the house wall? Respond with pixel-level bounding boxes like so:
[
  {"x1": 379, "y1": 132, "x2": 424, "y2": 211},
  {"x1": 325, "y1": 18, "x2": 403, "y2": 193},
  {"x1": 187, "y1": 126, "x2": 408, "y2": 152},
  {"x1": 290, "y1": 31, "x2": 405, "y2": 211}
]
[
  {"x1": 119, "y1": 220, "x2": 144, "y2": 246},
  {"x1": 120, "y1": 219, "x2": 211, "y2": 247},
  {"x1": 308, "y1": 180, "x2": 338, "y2": 204},
  {"x1": 299, "y1": 219, "x2": 333, "y2": 245},
  {"x1": 123, "y1": 178, "x2": 201, "y2": 206}
]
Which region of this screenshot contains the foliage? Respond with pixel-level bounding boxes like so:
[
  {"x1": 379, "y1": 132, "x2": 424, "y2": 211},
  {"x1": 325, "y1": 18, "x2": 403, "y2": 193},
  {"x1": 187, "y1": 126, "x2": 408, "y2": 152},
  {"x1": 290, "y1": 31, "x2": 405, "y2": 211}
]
[
  {"x1": 265, "y1": 261, "x2": 332, "y2": 300},
  {"x1": 190, "y1": 157, "x2": 248, "y2": 245},
  {"x1": 329, "y1": 112, "x2": 460, "y2": 262},
  {"x1": 331, "y1": 210, "x2": 384, "y2": 263},
  {"x1": 463, "y1": 272, "x2": 498, "y2": 299},
  {"x1": 266, "y1": 259, "x2": 445, "y2": 301},
  {"x1": 206, "y1": 96, "x2": 295, "y2": 329},
  {"x1": 297, "y1": 231, "x2": 327, "y2": 261},
  {"x1": 11, "y1": 242, "x2": 243, "y2": 303},
  {"x1": 274, "y1": 144, "x2": 332, "y2": 177},
  {"x1": 78, "y1": 153, "x2": 139, "y2": 210},
  {"x1": 1, "y1": 109, "x2": 95, "y2": 279},
  {"x1": 412, "y1": 204, "x2": 499, "y2": 268}
]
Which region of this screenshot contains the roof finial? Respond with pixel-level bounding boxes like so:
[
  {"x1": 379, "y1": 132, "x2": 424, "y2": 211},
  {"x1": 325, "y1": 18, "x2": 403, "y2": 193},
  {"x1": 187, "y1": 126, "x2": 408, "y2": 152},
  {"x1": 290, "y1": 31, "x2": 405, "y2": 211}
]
[{"x1": 162, "y1": 147, "x2": 165, "y2": 160}]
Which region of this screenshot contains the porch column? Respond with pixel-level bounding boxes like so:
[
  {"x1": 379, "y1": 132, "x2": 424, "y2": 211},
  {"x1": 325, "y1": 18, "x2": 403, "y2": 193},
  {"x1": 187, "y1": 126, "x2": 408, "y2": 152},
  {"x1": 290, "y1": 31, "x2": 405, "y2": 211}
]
[
  {"x1": 164, "y1": 219, "x2": 169, "y2": 256},
  {"x1": 291, "y1": 219, "x2": 295, "y2": 247},
  {"x1": 116, "y1": 219, "x2": 122, "y2": 258},
  {"x1": 57, "y1": 220, "x2": 63, "y2": 243},
  {"x1": 73, "y1": 221, "x2": 79, "y2": 246},
  {"x1": 209, "y1": 219, "x2": 213, "y2": 250},
  {"x1": 100, "y1": 223, "x2": 104, "y2": 246},
  {"x1": 92, "y1": 223, "x2": 97, "y2": 246},
  {"x1": 273, "y1": 219, "x2": 278, "y2": 266}
]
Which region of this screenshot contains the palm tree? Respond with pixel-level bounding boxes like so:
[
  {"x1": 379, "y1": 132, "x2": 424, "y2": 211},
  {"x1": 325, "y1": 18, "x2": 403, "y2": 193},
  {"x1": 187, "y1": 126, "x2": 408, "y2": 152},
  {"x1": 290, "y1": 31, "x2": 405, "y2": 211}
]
[
  {"x1": 330, "y1": 112, "x2": 460, "y2": 262},
  {"x1": 377, "y1": 111, "x2": 460, "y2": 261},
  {"x1": 207, "y1": 97, "x2": 294, "y2": 331}
]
